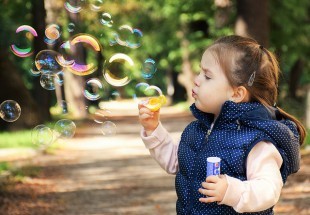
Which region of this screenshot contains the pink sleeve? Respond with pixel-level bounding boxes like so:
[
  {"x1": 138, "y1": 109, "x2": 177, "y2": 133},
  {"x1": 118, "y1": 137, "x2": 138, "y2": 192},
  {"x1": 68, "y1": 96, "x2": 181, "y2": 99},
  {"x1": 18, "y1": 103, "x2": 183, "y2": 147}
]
[
  {"x1": 219, "y1": 141, "x2": 283, "y2": 213},
  {"x1": 140, "y1": 122, "x2": 179, "y2": 174}
]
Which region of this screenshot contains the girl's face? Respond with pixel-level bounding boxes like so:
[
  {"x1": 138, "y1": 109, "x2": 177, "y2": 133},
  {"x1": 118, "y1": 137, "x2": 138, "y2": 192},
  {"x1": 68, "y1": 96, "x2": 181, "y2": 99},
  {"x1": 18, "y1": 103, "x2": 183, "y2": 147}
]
[{"x1": 192, "y1": 50, "x2": 234, "y2": 118}]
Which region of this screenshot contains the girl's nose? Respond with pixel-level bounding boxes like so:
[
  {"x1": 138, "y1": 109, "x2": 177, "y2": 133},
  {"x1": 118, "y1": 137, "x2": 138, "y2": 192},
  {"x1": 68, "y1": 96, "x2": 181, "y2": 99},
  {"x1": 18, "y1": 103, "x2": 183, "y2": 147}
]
[{"x1": 194, "y1": 75, "x2": 200, "y2": 86}]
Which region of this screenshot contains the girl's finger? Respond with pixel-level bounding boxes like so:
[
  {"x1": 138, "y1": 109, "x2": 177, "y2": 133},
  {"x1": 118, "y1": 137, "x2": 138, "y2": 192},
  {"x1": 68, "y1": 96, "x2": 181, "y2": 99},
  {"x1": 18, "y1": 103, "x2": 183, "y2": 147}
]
[
  {"x1": 198, "y1": 188, "x2": 215, "y2": 197},
  {"x1": 201, "y1": 182, "x2": 215, "y2": 190},
  {"x1": 199, "y1": 196, "x2": 217, "y2": 203},
  {"x1": 206, "y1": 175, "x2": 219, "y2": 183}
]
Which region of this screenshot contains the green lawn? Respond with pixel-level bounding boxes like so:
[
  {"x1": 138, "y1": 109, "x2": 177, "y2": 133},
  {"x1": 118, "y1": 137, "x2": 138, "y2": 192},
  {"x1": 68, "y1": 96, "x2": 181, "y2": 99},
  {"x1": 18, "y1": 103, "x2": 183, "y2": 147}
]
[{"x1": 0, "y1": 130, "x2": 37, "y2": 149}]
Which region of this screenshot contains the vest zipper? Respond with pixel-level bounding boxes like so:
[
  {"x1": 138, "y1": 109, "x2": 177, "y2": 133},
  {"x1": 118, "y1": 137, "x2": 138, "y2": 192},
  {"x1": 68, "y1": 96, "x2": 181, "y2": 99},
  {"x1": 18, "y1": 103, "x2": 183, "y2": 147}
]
[{"x1": 205, "y1": 122, "x2": 214, "y2": 141}]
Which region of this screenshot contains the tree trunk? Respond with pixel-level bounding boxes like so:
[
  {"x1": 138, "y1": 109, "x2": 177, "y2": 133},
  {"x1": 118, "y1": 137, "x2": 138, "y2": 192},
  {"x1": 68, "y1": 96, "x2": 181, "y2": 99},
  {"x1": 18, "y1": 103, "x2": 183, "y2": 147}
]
[
  {"x1": 45, "y1": 0, "x2": 87, "y2": 119},
  {"x1": 288, "y1": 58, "x2": 304, "y2": 99},
  {"x1": 306, "y1": 85, "x2": 310, "y2": 129},
  {"x1": 177, "y1": 25, "x2": 195, "y2": 104},
  {"x1": 32, "y1": 0, "x2": 51, "y2": 122},
  {"x1": 0, "y1": 51, "x2": 41, "y2": 131},
  {"x1": 235, "y1": 0, "x2": 269, "y2": 47}
]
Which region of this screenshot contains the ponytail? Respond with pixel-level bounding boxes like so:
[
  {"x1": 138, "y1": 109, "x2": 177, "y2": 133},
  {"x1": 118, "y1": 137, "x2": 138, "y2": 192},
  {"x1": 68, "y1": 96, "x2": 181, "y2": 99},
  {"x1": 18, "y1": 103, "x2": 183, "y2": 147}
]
[{"x1": 277, "y1": 107, "x2": 306, "y2": 145}]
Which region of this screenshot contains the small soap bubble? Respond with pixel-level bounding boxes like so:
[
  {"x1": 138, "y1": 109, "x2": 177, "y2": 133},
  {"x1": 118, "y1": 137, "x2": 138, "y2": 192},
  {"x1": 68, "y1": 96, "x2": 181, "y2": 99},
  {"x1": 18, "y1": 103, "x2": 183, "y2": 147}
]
[
  {"x1": 31, "y1": 125, "x2": 54, "y2": 146},
  {"x1": 99, "y1": 12, "x2": 113, "y2": 27},
  {"x1": 141, "y1": 58, "x2": 157, "y2": 79},
  {"x1": 67, "y1": 23, "x2": 75, "y2": 33},
  {"x1": 54, "y1": 119, "x2": 76, "y2": 139},
  {"x1": 45, "y1": 24, "x2": 61, "y2": 41},
  {"x1": 10, "y1": 25, "x2": 38, "y2": 58},
  {"x1": 89, "y1": 0, "x2": 104, "y2": 11},
  {"x1": 64, "y1": 0, "x2": 86, "y2": 13},
  {"x1": 40, "y1": 72, "x2": 58, "y2": 90},
  {"x1": 103, "y1": 53, "x2": 133, "y2": 87},
  {"x1": 83, "y1": 78, "x2": 104, "y2": 101},
  {"x1": 101, "y1": 121, "x2": 116, "y2": 136},
  {"x1": 0, "y1": 100, "x2": 21, "y2": 122},
  {"x1": 127, "y1": 28, "x2": 143, "y2": 49},
  {"x1": 35, "y1": 50, "x2": 63, "y2": 74}
]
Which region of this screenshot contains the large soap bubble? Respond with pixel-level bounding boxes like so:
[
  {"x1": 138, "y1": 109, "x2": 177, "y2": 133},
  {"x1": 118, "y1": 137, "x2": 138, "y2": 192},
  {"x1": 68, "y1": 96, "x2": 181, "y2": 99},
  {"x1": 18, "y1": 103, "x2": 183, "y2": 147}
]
[
  {"x1": 10, "y1": 25, "x2": 38, "y2": 58},
  {"x1": 103, "y1": 53, "x2": 133, "y2": 87}
]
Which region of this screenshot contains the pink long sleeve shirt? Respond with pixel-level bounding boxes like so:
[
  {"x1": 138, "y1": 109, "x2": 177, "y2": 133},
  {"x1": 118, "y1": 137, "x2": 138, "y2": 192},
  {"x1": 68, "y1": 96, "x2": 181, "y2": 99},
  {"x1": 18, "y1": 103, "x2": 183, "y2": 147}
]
[{"x1": 141, "y1": 122, "x2": 284, "y2": 213}]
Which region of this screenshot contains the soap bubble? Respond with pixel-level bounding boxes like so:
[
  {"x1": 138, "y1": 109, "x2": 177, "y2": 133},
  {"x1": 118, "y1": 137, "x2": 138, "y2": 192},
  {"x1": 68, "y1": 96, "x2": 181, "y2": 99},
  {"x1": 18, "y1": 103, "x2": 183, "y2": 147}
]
[
  {"x1": 99, "y1": 12, "x2": 113, "y2": 27},
  {"x1": 35, "y1": 50, "x2": 63, "y2": 74},
  {"x1": 40, "y1": 72, "x2": 61, "y2": 90},
  {"x1": 10, "y1": 25, "x2": 38, "y2": 57},
  {"x1": 56, "y1": 41, "x2": 75, "y2": 67},
  {"x1": 110, "y1": 25, "x2": 143, "y2": 48},
  {"x1": 44, "y1": 24, "x2": 61, "y2": 45},
  {"x1": 141, "y1": 58, "x2": 157, "y2": 79},
  {"x1": 67, "y1": 23, "x2": 76, "y2": 33},
  {"x1": 0, "y1": 100, "x2": 21, "y2": 122},
  {"x1": 67, "y1": 34, "x2": 102, "y2": 76},
  {"x1": 103, "y1": 53, "x2": 133, "y2": 87},
  {"x1": 89, "y1": 0, "x2": 104, "y2": 11},
  {"x1": 31, "y1": 125, "x2": 54, "y2": 146},
  {"x1": 101, "y1": 121, "x2": 116, "y2": 136},
  {"x1": 54, "y1": 119, "x2": 76, "y2": 139},
  {"x1": 64, "y1": 0, "x2": 86, "y2": 13},
  {"x1": 83, "y1": 78, "x2": 104, "y2": 101}
]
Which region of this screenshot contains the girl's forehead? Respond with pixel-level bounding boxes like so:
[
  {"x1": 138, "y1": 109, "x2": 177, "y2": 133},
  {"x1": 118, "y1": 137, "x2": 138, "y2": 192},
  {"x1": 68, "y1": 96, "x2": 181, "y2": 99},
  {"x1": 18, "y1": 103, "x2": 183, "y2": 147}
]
[{"x1": 201, "y1": 50, "x2": 219, "y2": 66}]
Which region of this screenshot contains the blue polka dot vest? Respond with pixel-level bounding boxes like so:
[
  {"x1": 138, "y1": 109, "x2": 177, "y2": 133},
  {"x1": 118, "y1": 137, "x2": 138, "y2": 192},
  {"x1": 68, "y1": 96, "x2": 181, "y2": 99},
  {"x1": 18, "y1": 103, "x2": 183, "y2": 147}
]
[{"x1": 176, "y1": 101, "x2": 300, "y2": 215}]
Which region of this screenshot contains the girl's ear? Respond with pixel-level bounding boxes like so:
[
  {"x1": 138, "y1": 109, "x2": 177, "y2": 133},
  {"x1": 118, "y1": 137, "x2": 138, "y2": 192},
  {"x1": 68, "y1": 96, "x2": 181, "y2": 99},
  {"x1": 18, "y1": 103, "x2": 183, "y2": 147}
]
[{"x1": 231, "y1": 86, "x2": 250, "y2": 103}]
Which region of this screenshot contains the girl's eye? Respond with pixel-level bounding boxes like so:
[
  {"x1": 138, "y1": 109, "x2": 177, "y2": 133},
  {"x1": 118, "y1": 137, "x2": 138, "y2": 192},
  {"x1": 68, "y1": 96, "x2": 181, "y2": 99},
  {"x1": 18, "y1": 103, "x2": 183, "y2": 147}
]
[{"x1": 205, "y1": 75, "x2": 211, "y2": 80}]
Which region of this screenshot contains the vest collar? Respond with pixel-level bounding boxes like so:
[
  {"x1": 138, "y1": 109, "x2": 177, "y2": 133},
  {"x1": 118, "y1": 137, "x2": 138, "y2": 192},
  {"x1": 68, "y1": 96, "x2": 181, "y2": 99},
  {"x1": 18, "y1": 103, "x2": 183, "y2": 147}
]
[{"x1": 190, "y1": 101, "x2": 272, "y2": 128}]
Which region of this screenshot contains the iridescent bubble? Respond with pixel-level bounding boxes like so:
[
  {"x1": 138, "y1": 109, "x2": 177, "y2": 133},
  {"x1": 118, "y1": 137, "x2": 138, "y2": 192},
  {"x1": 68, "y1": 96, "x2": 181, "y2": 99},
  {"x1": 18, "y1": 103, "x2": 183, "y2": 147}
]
[
  {"x1": 35, "y1": 50, "x2": 63, "y2": 74},
  {"x1": 0, "y1": 100, "x2": 21, "y2": 122},
  {"x1": 67, "y1": 23, "x2": 75, "y2": 33},
  {"x1": 67, "y1": 34, "x2": 101, "y2": 76},
  {"x1": 29, "y1": 61, "x2": 41, "y2": 76},
  {"x1": 141, "y1": 58, "x2": 157, "y2": 79},
  {"x1": 101, "y1": 121, "x2": 116, "y2": 136},
  {"x1": 40, "y1": 72, "x2": 59, "y2": 90},
  {"x1": 114, "y1": 25, "x2": 133, "y2": 47},
  {"x1": 54, "y1": 119, "x2": 76, "y2": 139},
  {"x1": 99, "y1": 12, "x2": 113, "y2": 27},
  {"x1": 10, "y1": 25, "x2": 38, "y2": 57},
  {"x1": 56, "y1": 41, "x2": 75, "y2": 67},
  {"x1": 64, "y1": 0, "x2": 86, "y2": 13},
  {"x1": 89, "y1": 0, "x2": 104, "y2": 11},
  {"x1": 133, "y1": 82, "x2": 150, "y2": 103},
  {"x1": 103, "y1": 53, "x2": 133, "y2": 87},
  {"x1": 127, "y1": 28, "x2": 143, "y2": 49},
  {"x1": 45, "y1": 24, "x2": 61, "y2": 40},
  {"x1": 31, "y1": 125, "x2": 54, "y2": 146},
  {"x1": 93, "y1": 109, "x2": 111, "y2": 124},
  {"x1": 111, "y1": 25, "x2": 143, "y2": 48},
  {"x1": 133, "y1": 84, "x2": 165, "y2": 111},
  {"x1": 83, "y1": 78, "x2": 104, "y2": 101}
]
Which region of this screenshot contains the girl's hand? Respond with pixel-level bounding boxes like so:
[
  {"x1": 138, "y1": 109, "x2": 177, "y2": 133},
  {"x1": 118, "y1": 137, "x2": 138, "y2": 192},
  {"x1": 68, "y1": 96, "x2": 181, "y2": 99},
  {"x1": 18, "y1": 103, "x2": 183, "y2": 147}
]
[
  {"x1": 138, "y1": 103, "x2": 160, "y2": 135},
  {"x1": 198, "y1": 175, "x2": 228, "y2": 203}
]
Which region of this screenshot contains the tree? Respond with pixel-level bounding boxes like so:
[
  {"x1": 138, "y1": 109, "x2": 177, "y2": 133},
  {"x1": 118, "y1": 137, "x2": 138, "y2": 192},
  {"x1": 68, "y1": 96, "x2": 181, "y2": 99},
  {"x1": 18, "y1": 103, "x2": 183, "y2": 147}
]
[{"x1": 235, "y1": 0, "x2": 269, "y2": 47}]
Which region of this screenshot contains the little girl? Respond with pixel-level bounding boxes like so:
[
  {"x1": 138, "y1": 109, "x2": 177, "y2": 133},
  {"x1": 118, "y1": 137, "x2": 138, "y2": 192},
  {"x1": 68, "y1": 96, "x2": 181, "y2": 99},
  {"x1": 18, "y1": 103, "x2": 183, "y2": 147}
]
[{"x1": 138, "y1": 35, "x2": 306, "y2": 215}]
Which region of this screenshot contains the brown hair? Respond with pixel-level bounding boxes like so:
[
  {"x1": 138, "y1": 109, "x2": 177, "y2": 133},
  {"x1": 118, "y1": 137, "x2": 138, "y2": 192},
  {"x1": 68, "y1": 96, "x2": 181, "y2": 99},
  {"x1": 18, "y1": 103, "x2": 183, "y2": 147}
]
[{"x1": 208, "y1": 35, "x2": 306, "y2": 145}]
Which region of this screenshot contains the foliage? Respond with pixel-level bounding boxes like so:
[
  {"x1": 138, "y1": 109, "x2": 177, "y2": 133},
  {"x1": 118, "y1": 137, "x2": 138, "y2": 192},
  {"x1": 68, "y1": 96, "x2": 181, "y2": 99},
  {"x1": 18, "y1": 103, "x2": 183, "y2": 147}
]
[{"x1": 270, "y1": 0, "x2": 310, "y2": 86}]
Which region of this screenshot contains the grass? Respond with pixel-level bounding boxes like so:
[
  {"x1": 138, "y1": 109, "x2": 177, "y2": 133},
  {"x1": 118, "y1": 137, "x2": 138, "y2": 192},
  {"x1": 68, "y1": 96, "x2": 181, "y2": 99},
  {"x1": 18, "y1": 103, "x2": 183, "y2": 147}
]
[{"x1": 0, "y1": 130, "x2": 37, "y2": 149}]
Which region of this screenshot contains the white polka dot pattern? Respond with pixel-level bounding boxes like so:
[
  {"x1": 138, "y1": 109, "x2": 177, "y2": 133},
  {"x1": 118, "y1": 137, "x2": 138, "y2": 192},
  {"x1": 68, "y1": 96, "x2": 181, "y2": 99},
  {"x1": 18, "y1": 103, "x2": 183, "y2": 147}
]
[{"x1": 175, "y1": 101, "x2": 300, "y2": 215}]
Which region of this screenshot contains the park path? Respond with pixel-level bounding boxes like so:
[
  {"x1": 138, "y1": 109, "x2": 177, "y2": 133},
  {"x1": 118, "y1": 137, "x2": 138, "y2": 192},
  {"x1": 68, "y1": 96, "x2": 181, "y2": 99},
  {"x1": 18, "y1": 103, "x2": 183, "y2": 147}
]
[{"x1": 0, "y1": 108, "x2": 309, "y2": 215}]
